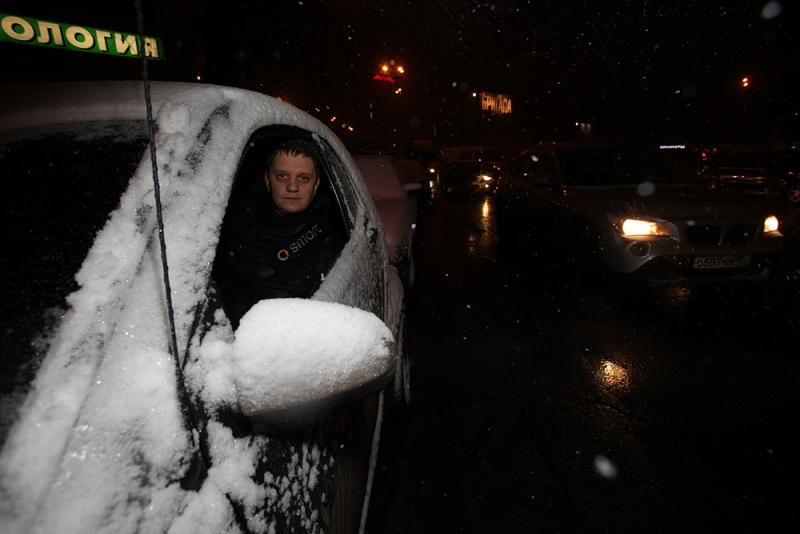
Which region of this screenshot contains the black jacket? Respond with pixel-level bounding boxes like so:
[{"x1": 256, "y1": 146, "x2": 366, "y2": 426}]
[{"x1": 217, "y1": 185, "x2": 345, "y2": 327}]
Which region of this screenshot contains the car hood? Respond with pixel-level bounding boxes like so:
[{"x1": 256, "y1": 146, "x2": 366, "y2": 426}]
[{"x1": 567, "y1": 184, "x2": 780, "y2": 221}]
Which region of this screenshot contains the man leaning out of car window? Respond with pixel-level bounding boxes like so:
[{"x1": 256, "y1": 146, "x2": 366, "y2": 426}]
[{"x1": 218, "y1": 138, "x2": 345, "y2": 328}]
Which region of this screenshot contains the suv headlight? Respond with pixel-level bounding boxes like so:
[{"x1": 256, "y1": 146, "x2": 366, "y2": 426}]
[
  {"x1": 763, "y1": 215, "x2": 780, "y2": 234},
  {"x1": 619, "y1": 218, "x2": 671, "y2": 238}
]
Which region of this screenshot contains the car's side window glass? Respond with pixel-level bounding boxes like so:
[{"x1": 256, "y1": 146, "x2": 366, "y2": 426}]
[
  {"x1": 0, "y1": 121, "x2": 148, "y2": 443},
  {"x1": 315, "y1": 138, "x2": 357, "y2": 231}
]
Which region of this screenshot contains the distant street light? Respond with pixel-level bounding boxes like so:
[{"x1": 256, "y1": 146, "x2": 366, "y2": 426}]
[{"x1": 738, "y1": 76, "x2": 751, "y2": 141}]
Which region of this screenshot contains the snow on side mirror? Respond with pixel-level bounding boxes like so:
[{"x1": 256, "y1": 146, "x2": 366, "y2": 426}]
[{"x1": 231, "y1": 299, "x2": 395, "y2": 423}]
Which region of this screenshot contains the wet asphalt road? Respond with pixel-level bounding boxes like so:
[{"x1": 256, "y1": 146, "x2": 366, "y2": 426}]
[{"x1": 366, "y1": 193, "x2": 800, "y2": 533}]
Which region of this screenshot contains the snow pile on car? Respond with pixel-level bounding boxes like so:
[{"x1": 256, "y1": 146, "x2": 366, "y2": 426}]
[{"x1": 232, "y1": 298, "x2": 393, "y2": 414}]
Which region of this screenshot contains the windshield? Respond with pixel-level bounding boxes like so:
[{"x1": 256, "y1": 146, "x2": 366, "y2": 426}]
[
  {"x1": 0, "y1": 121, "x2": 148, "y2": 443},
  {"x1": 557, "y1": 149, "x2": 704, "y2": 186}
]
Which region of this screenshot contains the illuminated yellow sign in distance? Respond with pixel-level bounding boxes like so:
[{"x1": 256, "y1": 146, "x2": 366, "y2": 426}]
[
  {"x1": 0, "y1": 13, "x2": 164, "y2": 60},
  {"x1": 480, "y1": 92, "x2": 512, "y2": 115}
]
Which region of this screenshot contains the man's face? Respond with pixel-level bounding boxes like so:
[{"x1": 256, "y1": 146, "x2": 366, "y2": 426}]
[{"x1": 266, "y1": 151, "x2": 320, "y2": 214}]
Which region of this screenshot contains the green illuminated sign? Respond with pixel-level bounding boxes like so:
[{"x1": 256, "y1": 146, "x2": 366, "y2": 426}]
[{"x1": 0, "y1": 13, "x2": 164, "y2": 60}]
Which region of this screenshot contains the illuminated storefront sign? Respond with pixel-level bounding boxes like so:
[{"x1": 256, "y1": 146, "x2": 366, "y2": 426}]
[
  {"x1": 480, "y1": 92, "x2": 512, "y2": 115},
  {"x1": 372, "y1": 74, "x2": 395, "y2": 83},
  {"x1": 0, "y1": 13, "x2": 164, "y2": 59}
]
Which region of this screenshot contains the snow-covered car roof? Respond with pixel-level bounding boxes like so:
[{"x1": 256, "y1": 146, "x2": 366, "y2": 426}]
[{"x1": 1, "y1": 81, "x2": 311, "y2": 132}]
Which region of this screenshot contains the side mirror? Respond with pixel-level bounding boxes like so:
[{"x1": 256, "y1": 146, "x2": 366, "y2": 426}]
[
  {"x1": 230, "y1": 299, "x2": 395, "y2": 424},
  {"x1": 403, "y1": 182, "x2": 423, "y2": 192}
]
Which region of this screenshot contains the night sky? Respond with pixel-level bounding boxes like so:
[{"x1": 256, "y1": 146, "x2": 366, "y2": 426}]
[{"x1": 2, "y1": 0, "x2": 798, "y2": 145}]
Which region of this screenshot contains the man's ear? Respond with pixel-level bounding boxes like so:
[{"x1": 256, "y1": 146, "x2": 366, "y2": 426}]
[{"x1": 264, "y1": 173, "x2": 271, "y2": 191}]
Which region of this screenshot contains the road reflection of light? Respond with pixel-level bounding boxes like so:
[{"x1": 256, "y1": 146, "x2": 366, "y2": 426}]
[
  {"x1": 596, "y1": 359, "x2": 630, "y2": 392},
  {"x1": 467, "y1": 197, "x2": 495, "y2": 257}
]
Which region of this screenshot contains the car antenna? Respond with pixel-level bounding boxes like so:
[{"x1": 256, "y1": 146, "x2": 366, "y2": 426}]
[{"x1": 135, "y1": 0, "x2": 207, "y2": 490}]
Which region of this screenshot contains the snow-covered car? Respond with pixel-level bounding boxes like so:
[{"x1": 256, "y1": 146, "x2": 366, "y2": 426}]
[
  {"x1": 439, "y1": 160, "x2": 502, "y2": 196},
  {"x1": 353, "y1": 154, "x2": 420, "y2": 288},
  {"x1": 496, "y1": 144, "x2": 786, "y2": 285},
  {"x1": 0, "y1": 82, "x2": 405, "y2": 533}
]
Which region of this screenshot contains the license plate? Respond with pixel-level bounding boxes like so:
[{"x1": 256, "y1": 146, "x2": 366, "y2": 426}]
[{"x1": 692, "y1": 256, "x2": 751, "y2": 269}]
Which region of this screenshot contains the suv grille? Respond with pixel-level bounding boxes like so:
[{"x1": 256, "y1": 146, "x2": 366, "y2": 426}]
[
  {"x1": 725, "y1": 224, "x2": 757, "y2": 245},
  {"x1": 685, "y1": 223, "x2": 758, "y2": 247},
  {"x1": 686, "y1": 225, "x2": 721, "y2": 246}
]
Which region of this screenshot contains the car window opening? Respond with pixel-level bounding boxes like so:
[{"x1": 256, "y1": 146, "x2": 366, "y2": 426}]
[{"x1": 212, "y1": 126, "x2": 350, "y2": 328}]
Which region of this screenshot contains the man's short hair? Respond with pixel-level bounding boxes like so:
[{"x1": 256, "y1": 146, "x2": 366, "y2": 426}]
[{"x1": 266, "y1": 138, "x2": 321, "y2": 174}]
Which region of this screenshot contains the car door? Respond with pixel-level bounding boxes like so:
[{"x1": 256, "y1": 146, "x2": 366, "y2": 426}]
[{"x1": 180, "y1": 124, "x2": 392, "y2": 534}]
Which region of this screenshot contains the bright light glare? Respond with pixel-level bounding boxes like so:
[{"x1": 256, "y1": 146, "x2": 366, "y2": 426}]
[
  {"x1": 381, "y1": 64, "x2": 389, "y2": 73},
  {"x1": 428, "y1": 167, "x2": 436, "y2": 174},
  {"x1": 597, "y1": 360, "x2": 630, "y2": 390},
  {"x1": 480, "y1": 174, "x2": 493, "y2": 182},
  {"x1": 763, "y1": 215, "x2": 780, "y2": 233},
  {"x1": 397, "y1": 65, "x2": 405, "y2": 74},
  {"x1": 621, "y1": 219, "x2": 669, "y2": 237}
]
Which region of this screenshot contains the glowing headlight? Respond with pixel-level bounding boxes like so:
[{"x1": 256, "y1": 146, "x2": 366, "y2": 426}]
[
  {"x1": 620, "y1": 218, "x2": 670, "y2": 237},
  {"x1": 479, "y1": 174, "x2": 493, "y2": 182},
  {"x1": 763, "y1": 215, "x2": 780, "y2": 234},
  {"x1": 428, "y1": 167, "x2": 436, "y2": 174}
]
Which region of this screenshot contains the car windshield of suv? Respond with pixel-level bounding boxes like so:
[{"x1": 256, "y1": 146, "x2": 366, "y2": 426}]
[
  {"x1": 558, "y1": 149, "x2": 703, "y2": 186},
  {"x1": 0, "y1": 120, "x2": 148, "y2": 444}
]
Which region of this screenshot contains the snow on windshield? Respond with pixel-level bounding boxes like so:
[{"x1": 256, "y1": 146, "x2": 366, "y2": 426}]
[{"x1": 0, "y1": 83, "x2": 384, "y2": 533}]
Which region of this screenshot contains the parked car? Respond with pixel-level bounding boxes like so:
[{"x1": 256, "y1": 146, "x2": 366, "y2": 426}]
[
  {"x1": 353, "y1": 154, "x2": 420, "y2": 289},
  {"x1": 0, "y1": 81, "x2": 405, "y2": 534},
  {"x1": 439, "y1": 160, "x2": 503, "y2": 196},
  {"x1": 406, "y1": 136, "x2": 442, "y2": 177},
  {"x1": 496, "y1": 144, "x2": 786, "y2": 285},
  {"x1": 397, "y1": 158, "x2": 432, "y2": 201}
]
